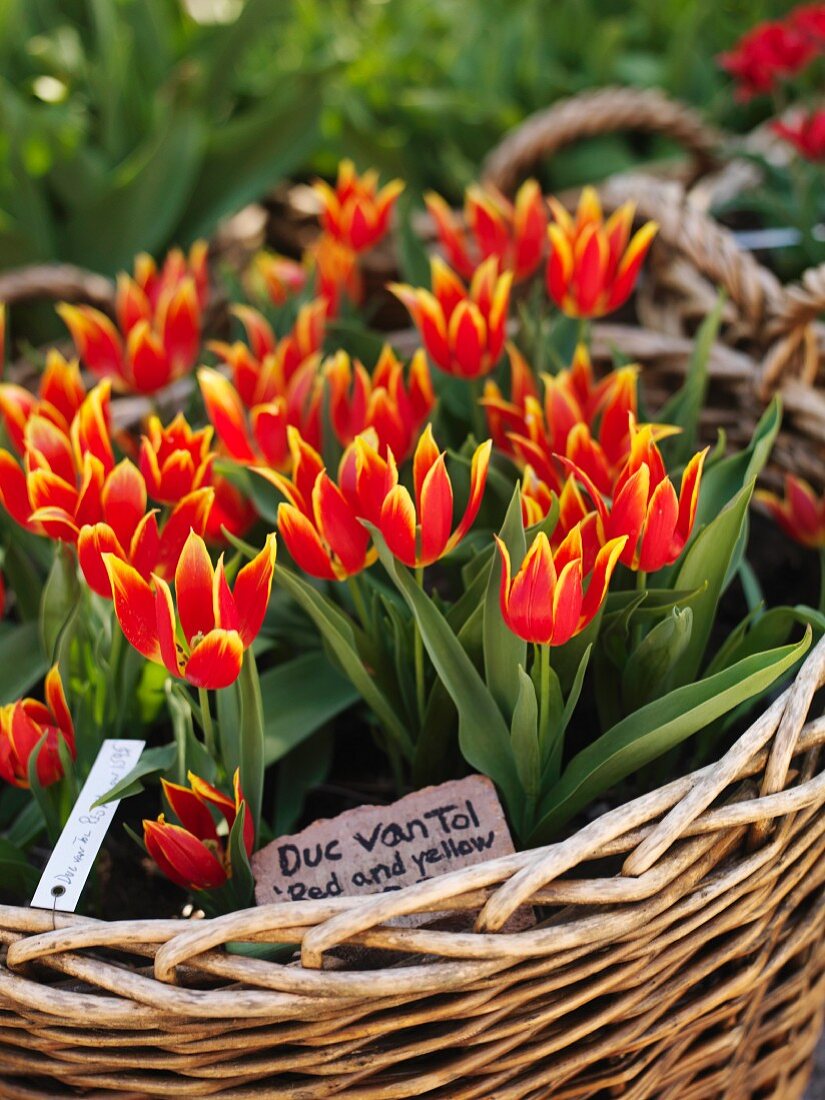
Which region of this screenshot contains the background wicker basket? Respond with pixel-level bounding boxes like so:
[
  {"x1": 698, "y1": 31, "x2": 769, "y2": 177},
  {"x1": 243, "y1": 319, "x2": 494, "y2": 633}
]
[{"x1": 2, "y1": 94, "x2": 825, "y2": 1098}]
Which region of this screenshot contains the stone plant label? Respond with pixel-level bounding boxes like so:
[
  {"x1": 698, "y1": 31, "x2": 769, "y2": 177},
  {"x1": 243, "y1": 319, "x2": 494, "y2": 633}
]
[{"x1": 252, "y1": 775, "x2": 521, "y2": 924}]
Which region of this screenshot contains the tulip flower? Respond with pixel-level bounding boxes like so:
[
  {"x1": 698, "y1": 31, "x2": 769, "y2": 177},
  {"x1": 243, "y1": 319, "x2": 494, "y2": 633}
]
[
  {"x1": 0, "y1": 350, "x2": 85, "y2": 455},
  {"x1": 314, "y1": 160, "x2": 404, "y2": 253},
  {"x1": 77, "y1": 459, "x2": 214, "y2": 598},
  {"x1": 718, "y1": 21, "x2": 815, "y2": 100},
  {"x1": 0, "y1": 383, "x2": 114, "y2": 542},
  {"x1": 205, "y1": 475, "x2": 258, "y2": 543},
  {"x1": 484, "y1": 344, "x2": 656, "y2": 495},
  {"x1": 390, "y1": 256, "x2": 512, "y2": 380},
  {"x1": 496, "y1": 525, "x2": 626, "y2": 646},
  {"x1": 756, "y1": 475, "x2": 825, "y2": 549},
  {"x1": 259, "y1": 428, "x2": 377, "y2": 581},
  {"x1": 545, "y1": 188, "x2": 658, "y2": 319},
  {"x1": 139, "y1": 413, "x2": 214, "y2": 505},
  {"x1": 249, "y1": 251, "x2": 308, "y2": 305},
  {"x1": 203, "y1": 301, "x2": 326, "y2": 468},
  {"x1": 104, "y1": 529, "x2": 276, "y2": 690},
  {"x1": 57, "y1": 242, "x2": 207, "y2": 395},
  {"x1": 772, "y1": 110, "x2": 825, "y2": 161},
  {"x1": 324, "y1": 346, "x2": 433, "y2": 461},
  {"x1": 564, "y1": 420, "x2": 708, "y2": 574},
  {"x1": 0, "y1": 666, "x2": 74, "y2": 789},
  {"x1": 309, "y1": 233, "x2": 364, "y2": 318},
  {"x1": 377, "y1": 424, "x2": 492, "y2": 569},
  {"x1": 144, "y1": 769, "x2": 253, "y2": 891},
  {"x1": 426, "y1": 180, "x2": 548, "y2": 283}
]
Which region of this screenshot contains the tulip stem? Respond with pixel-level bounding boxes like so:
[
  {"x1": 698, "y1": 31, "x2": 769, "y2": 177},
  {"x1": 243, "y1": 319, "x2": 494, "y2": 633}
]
[
  {"x1": 470, "y1": 378, "x2": 487, "y2": 442},
  {"x1": 577, "y1": 317, "x2": 591, "y2": 351},
  {"x1": 198, "y1": 687, "x2": 217, "y2": 760},
  {"x1": 347, "y1": 575, "x2": 369, "y2": 630},
  {"x1": 414, "y1": 566, "x2": 426, "y2": 726},
  {"x1": 632, "y1": 570, "x2": 647, "y2": 650},
  {"x1": 538, "y1": 642, "x2": 552, "y2": 763}
]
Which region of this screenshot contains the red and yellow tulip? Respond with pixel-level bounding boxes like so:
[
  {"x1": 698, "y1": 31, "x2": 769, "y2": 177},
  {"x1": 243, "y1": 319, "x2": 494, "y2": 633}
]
[
  {"x1": 0, "y1": 383, "x2": 114, "y2": 542},
  {"x1": 203, "y1": 301, "x2": 326, "y2": 468},
  {"x1": 324, "y1": 346, "x2": 433, "y2": 461},
  {"x1": 103, "y1": 529, "x2": 276, "y2": 690},
  {"x1": 426, "y1": 179, "x2": 548, "y2": 283},
  {"x1": 484, "y1": 344, "x2": 648, "y2": 494},
  {"x1": 144, "y1": 769, "x2": 253, "y2": 891},
  {"x1": 496, "y1": 525, "x2": 626, "y2": 646},
  {"x1": 314, "y1": 160, "x2": 404, "y2": 253},
  {"x1": 390, "y1": 256, "x2": 511, "y2": 380},
  {"x1": 546, "y1": 187, "x2": 658, "y2": 318},
  {"x1": 565, "y1": 420, "x2": 708, "y2": 573},
  {"x1": 374, "y1": 424, "x2": 492, "y2": 569},
  {"x1": 249, "y1": 251, "x2": 308, "y2": 306},
  {"x1": 139, "y1": 413, "x2": 214, "y2": 505},
  {"x1": 756, "y1": 475, "x2": 825, "y2": 549},
  {"x1": 260, "y1": 428, "x2": 377, "y2": 581},
  {"x1": 77, "y1": 459, "x2": 214, "y2": 598},
  {"x1": 58, "y1": 242, "x2": 207, "y2": 395},
  {"x1": 0, "y1": 350, "x2": 86, "y2": 455},
  {"x1": 0, "y1": 666, "x2": 74, "y2": 789}
]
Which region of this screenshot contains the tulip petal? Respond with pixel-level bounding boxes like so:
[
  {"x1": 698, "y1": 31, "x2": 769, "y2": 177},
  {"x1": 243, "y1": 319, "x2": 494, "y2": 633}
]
[
  {"x1": 638, "y1": 477, "x2": 679, "y2": 573},
  {"x1": 184, "y1": 629, "x2": 244, "y2": 690},
  {"x1": 380, "y1": 484, "x2": 417, "y2": 567},
  {"x1": 313, "y1": 472, "x2": 370, "y2": 576},
  {"x1": 277, "y1": 502, "x2": 336, "y2": 580},
  {"x1": 144, "y1": 818, "x2": 227, "y2": 890},
  {"x1": 175, "y1": 530, "x2": 217, "y2": 645},
  {"x1": 104, "y1": 556, "x2": 162, "y2": 663},
  {"x1": 78, "y1": 522, "x2": 125, "y2": 598},
  {"x1": 232, "y1": 533, "x2": 277, "y2": 647},
  {"x1": 161, "y1": 778, "x2": 220, "y2": 843}
]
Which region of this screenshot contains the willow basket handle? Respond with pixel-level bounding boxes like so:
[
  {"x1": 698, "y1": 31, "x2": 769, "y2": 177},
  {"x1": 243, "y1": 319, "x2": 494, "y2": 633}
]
[
  {"x1": 758, "y1": 261, "x2": 825, "y2": 396},
  {"x1": 481, "y1": 86, "x2": 723, "y2": 197},
  {"x1": 0, "y1": 263, "x2": 115, "y2": 312}
]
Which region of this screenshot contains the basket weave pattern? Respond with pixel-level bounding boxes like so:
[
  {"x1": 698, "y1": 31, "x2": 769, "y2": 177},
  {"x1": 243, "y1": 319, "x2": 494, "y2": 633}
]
[{"x1": 0, "y1": 635, "x2": 824, "y2": 1098}]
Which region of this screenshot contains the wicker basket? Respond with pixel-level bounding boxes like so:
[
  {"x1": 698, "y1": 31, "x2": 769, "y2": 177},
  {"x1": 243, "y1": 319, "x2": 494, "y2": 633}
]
[{"x1": 2, "y1": 107, "x2": 825, "y2": 1096}]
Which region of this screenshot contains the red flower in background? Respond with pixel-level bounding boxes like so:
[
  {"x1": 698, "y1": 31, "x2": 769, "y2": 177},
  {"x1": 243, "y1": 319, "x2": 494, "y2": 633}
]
[
  {"x1": 772, "y1": 110, "x2": 825, "y2": 160},
  {"x1": 718, "y1": 21, "x2": 815, "y2": 100},
  {"x1": 314, "y1": 160, "x2": 404, "y2": 254},
  {"x1": 426, "y1": 179, "x2": 548, "y2": 283},
  {"x1": 756, "y1": 475, "x2": 825, "y2": 548},
  {"x1": 324, "y1": 346, "x2": 434, "y2": 461},
  {"x1": 496, "y1": 527, "x2": 626, "y2": 647},
  {"x1": 105, "y1": 529, "x2": 276, "y2": 690},
  {"x1": 0, "y1": 666, "x2": 74, "y2": 789},
  {"x1": 793, "y1": 3, "x2": 825, "y2": 41},
  {"x1": 144, "y1": 769, "x2": 253, "y2": 891},
  {"x1": 391, "y1": 256, "x2": 511, "y2": 379},
  {"x1": 58, "y1": 242, "x2": 207, "y2": 395},
  {"x1": 546, "y1": 188, "x2": 658, "y2": 319}
]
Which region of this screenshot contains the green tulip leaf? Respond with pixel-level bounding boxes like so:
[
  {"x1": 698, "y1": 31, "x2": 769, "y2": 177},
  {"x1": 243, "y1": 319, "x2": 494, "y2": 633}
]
[{"x1": 530, "y1": 627, "x2": 811, "y2": 842}]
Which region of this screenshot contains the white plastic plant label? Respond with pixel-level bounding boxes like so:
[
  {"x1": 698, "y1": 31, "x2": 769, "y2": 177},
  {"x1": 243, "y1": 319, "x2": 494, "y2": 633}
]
[{"x1": 30, "y1": 739, "x2": 145, "y2": 912}]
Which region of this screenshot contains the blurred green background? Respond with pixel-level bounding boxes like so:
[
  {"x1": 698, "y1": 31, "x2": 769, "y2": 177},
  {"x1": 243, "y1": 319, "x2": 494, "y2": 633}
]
[{"x1": 0, "y1": 0, "x2": 790, "y2": 276}]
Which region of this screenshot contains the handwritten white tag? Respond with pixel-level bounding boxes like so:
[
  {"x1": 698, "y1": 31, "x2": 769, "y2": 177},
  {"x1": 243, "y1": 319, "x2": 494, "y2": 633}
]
[{"x1": 30, "y1": 739, "x2": 145, "y2": 912}]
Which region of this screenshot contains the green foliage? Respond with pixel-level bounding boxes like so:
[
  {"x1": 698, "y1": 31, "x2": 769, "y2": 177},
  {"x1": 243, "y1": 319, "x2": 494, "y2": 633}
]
[{"x1": 0, "y1": 0, "x2": 323, "y2": 273}]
